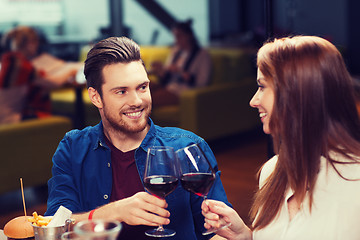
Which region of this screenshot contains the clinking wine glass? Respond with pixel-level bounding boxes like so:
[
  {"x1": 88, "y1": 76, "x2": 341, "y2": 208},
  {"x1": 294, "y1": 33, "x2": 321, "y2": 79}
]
[
  {"x1": 143, "y1": 146, "x2": 179, "y2": 237},
  {"x1": 176, "y1": 143, "x2": 230, "y2": 235}
]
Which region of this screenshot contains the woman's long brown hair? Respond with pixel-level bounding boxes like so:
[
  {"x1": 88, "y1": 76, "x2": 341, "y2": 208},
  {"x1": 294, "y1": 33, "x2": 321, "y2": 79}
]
[{"x1": 250, "y1": 36, "x2": 360, "y2": 230}]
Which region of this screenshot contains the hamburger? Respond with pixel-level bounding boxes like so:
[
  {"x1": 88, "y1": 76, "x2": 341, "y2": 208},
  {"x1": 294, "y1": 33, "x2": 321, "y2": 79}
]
[{"x1": 3, "y1": 216, "x2": 34, "y2": 240}]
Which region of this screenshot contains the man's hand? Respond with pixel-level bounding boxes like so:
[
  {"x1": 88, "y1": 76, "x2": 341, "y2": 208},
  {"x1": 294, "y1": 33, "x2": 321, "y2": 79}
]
[
  {"x1": 72, "y1": 192, "x2": 170, "y2": 227},
  {"x1": 112, "y1": 192, "x2": 170, "y2": 226}
]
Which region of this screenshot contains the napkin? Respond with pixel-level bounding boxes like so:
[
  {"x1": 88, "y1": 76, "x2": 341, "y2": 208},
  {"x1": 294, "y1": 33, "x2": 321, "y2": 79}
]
[{"x1": 46, "y1": 206, "x2": 72, "y2": 227}]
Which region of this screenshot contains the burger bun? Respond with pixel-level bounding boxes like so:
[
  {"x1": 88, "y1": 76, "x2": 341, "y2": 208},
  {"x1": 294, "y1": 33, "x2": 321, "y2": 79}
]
[{"x1": 3, "y1": 216, "x2": 34, "y2": 239}]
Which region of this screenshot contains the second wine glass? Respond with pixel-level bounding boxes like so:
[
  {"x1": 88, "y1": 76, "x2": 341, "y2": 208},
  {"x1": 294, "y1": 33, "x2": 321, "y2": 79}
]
[
  {"x1": 143, "y1": 146, "x2": 179, "y2": 237},
  {"x1": 176, "y1": 143, "x2": 230, "y2": 235}
]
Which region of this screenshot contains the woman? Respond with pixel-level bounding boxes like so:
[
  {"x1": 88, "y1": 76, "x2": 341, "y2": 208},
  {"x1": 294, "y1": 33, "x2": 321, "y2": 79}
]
[
  {"x1": 150, "y1": 19, "x2": 211, "y2": 107},
  {"x1": 202, "y1": 36, "x2": 360, "y2": 239}
]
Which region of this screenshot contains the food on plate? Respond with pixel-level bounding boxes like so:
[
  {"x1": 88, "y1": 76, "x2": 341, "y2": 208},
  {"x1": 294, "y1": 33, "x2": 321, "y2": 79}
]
[{"x1": 3, "y1": 216, "x2": 34, "y2": 239}]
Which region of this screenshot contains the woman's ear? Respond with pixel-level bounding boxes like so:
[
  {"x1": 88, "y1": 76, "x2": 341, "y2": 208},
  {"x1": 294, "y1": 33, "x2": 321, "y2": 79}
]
[{"x1": 88, "y1": 87, "x2": 103, "y2": 109}]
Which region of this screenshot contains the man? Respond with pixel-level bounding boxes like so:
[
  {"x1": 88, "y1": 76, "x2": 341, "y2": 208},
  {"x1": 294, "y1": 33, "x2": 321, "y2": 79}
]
[{"x1": 46, "y1": 37, "x2": 230, "y2": 239}]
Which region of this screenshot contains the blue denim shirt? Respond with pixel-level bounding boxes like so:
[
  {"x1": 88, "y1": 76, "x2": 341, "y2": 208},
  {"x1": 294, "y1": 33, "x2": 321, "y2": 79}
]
[{"x1": 46, "y1": 119, "x2": 231, "y2": 239}]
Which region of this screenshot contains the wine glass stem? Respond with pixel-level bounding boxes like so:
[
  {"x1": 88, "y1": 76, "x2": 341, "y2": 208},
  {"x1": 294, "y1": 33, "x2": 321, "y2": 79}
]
[
  {"x1": 157, "y1": 225, "x2": 165, "y2": 231},
  {"x1": 203, "y1": 195, "x2": 208, "y2": 205}
]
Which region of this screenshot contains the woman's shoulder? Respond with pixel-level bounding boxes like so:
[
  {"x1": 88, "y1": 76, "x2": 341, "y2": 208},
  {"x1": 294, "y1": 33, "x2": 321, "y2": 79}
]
[{"x1": 259, "y1": 155, "x2": 278, "y2": 188}]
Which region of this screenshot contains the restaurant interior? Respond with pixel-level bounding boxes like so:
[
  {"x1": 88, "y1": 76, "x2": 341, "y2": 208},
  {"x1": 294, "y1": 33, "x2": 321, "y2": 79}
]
[{"x1": 0, "y1": 0, "x2": 360, "y2": 232}]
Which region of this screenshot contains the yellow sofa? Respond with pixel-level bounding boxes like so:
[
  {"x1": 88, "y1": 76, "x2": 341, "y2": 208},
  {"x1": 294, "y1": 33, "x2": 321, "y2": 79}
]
[
  {"x1": 51, "y1": 46, "x2": 260, "y2": 140},
  {"x1": 0, "y1": 116, "x2": 72, "y2": 194}
]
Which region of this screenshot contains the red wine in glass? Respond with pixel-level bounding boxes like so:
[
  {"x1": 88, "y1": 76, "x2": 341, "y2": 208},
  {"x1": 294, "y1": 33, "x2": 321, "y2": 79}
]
[
  {"x1": 143, "y1": 146, "x2": 179, "y2": 237},
  {"x1": 176, "y1": 143, "x2": 229, "y2": 235},
  {"x1": 180, "y1": 173, "x2": 215, "y2": 197},
  {"x1": 144, "y1": 175, "x2": 179, "y2": 199}
]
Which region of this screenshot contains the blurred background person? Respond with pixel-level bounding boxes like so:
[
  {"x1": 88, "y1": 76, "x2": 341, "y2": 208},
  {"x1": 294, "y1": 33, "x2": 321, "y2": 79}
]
[
  {"x1": 0, "y1": 26, "x2": 81, "y2": 124},
  {"x1": 150, "y1": 19, "x2": 212, "y2": 107}
]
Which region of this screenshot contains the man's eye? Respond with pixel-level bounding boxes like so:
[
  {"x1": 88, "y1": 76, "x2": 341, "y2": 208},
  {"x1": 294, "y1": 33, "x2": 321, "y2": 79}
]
[{"x1": 116, "y1": 90, "x2": 126, "y2": 95}]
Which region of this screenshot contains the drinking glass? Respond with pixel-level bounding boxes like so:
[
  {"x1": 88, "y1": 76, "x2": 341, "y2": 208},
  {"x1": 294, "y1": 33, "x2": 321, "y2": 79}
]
[
  {"x1": 143, "y1": 146, "x2": 179, "y2": 237},
  {"x1": 61, "y1": 231, "x2": 83, "y2": 240},
  {"x1": 176, "y1": 143, "x2": 230, "y2": 235},
  {"x1": 73, "y1": 220, "x2": 121, "y2": 240}
]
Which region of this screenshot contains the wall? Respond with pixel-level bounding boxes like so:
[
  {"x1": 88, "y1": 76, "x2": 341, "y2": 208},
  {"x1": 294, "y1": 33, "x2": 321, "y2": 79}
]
[
  {"x1": 123, "y1": 0, "x2": 209, "y2": 46},
  {"x1": 61, "y1": 0, "x2": 109, "y2": 42},
  {"x1": 274, "y1": 0, "x2": 347, "y2": 46}
]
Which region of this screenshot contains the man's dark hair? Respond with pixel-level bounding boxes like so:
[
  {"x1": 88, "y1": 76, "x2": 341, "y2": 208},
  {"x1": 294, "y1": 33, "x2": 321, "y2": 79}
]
[{"x1": 84, "y1": 36, "x2": 143, "y2": 96}]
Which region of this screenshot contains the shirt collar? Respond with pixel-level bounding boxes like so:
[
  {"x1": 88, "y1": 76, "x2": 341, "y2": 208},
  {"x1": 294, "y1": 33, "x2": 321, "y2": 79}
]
[
  {"x1": 92, "y1": 118, "x2": 157, "y2": 152},
  {"x1": 93, "y1": 121, "x2": 109, "y2": 150},
  {"x1": 138, "y1": 118, "x2": 156, "y2": 153}
]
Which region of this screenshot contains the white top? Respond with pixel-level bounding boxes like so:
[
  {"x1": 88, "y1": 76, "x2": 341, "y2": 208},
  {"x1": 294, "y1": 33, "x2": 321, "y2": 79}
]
[{"x1": 253, "y1": 153, "x2": 360, "y2": 240}]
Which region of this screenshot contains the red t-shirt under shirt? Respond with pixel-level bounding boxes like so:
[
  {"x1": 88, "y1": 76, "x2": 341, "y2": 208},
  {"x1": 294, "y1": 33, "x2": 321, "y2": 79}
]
[{"x1": 104, "y1": 137, "x2": 152, "y2": 240}]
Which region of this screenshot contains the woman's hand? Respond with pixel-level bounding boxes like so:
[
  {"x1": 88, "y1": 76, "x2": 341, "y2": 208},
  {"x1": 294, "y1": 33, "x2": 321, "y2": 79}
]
[{"x1": 202, "y1": 200, "x2": 253, "y2": 240}]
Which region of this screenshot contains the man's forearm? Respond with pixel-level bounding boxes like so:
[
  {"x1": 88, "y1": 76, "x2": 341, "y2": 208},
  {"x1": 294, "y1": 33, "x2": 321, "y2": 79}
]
[
  {"x1": 71, "y1": 202, "x2": 118, "y2": 224},
  {"x1": 72, "y1": 212, "x2": 90, "y2": 224}
]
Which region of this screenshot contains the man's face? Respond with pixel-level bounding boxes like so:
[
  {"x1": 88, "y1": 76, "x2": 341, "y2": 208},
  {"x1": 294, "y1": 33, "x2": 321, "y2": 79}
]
[{"x1": 98, "y1": 61, "x2": 152, "y2": 134}]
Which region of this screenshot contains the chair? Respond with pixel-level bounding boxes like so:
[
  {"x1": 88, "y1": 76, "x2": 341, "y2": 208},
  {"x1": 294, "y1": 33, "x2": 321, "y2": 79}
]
[{"x1": 0, "y1": 116, "x2": 72, "y2": 194}]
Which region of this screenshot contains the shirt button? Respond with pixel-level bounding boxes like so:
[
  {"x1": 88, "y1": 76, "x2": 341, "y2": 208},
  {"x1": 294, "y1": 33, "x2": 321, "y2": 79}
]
[
  {"x1": 104, "y1": 195, "x2": 108, "y2": 199},
  {"x1": 107, "y1": 163, "x2": 110, "y2": 167}
]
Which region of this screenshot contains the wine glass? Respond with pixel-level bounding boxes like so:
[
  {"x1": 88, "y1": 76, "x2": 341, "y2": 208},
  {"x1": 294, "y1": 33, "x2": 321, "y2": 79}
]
[
  {"x1": 73, "y1": 220, "x2": 121, "y2": 240},
  {"x1": 143, "y1": 146, "x2": 179, "y2": 237},
  {"x1": 176, "y1": 143, "x2": 230, "y2": 235}
]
